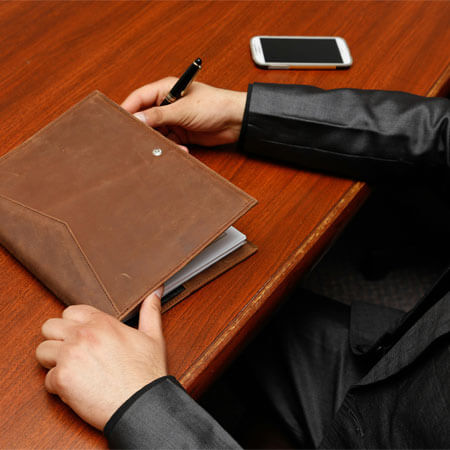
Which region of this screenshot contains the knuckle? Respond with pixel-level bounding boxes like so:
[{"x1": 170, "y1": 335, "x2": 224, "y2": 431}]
[
  {"x1": 73, "y1": 325, "x2": 99, "y2": 345},
  {"x1": 41, "y1": 318, "x2": 54, "y2": 335},
  {"x1": 53, "y1": 366, "x2": 72, "y2": 391},
  {"x1": 62, "y1": 305, "x2": 81, "y2": 319},
  {"x1": 79, "y1": 304, "x2": 99, "y2": 314},
  {"x1": 63, "y1": 304, "x2": 98, "y2": 321},
  {"x1": 35, "y1": 341, "x2": 45, "y2": 360},
  {"x1": 64, "y1": 342, "x2": 82, "y2": 359},
  {"x1": 148, "y1": 107, "x2": 164, "y2": 125}
]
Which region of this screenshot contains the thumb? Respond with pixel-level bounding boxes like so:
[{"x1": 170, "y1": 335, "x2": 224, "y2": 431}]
[
  {"x1": 134, "y1": 104, "x2": 182, "y2": 129},
  {"x1": 138, "y1": 287, "x2": 164, "y2": 336}
]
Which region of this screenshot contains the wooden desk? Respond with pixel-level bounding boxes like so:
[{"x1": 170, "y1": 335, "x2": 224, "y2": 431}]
[{"x1": 0, "y1": 2, "x2": 449, "y2": 447}]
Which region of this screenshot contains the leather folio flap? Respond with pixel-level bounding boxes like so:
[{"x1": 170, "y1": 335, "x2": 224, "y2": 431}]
[{"x1": 0, "y1": 92, "x2": 257, "y2": 320}]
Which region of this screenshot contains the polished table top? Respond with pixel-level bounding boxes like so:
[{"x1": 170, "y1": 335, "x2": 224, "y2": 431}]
[{"x1": 1, "y1": 1, "x2": 449, "y2": 447}]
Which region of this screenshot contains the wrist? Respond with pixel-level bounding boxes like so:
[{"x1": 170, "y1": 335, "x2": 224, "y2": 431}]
[
  {"x1": 225, "y1": 91, "x2": 247, "y2": 141},
  {"x1": 230, "y1": 91, "x2": 247, "y2": 126}
]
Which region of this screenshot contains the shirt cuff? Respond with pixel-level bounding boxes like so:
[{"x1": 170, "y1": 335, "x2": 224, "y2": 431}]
[
  {"x1": 237, "y1": 84, "x2": 253, "y2": 152},
  {"x1": 104, "y1": 375, "x2": 177, "y2": 436},
  {"x1": 104, "y1": 375, "x2": 240, "y2": 449}
]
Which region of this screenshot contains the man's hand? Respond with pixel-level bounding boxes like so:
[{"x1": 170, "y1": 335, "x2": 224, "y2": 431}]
[
  {"x1": 122, "y1": 78, "x2": 246, "y2": 147},
  {"x1": 35, "y1": 289, "x2": 167, "y2": 431}
]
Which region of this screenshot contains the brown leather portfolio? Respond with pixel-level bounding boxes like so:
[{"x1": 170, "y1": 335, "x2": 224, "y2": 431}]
[{"x1": 0, "y1": 91, "x2": 257, "y2": 320}]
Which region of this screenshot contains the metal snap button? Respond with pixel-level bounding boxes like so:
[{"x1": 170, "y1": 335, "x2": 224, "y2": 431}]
[{"x1": 152, "y1": 148, "x2": 163, "y2": 156}]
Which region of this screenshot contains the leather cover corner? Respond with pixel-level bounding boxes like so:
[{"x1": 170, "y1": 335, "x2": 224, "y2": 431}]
[{"x1": 0, "y1": 195, "x2": 118, "y2": 316}]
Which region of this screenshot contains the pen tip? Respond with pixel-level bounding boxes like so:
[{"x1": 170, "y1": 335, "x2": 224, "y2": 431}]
[{"x1": 195, "y1": 58, "x2": 202, "y2": 66}]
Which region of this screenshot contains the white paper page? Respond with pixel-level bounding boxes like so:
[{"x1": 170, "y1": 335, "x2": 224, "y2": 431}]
[{"x1": 163, "y1": 226, "x2": 246, "y2": 295}]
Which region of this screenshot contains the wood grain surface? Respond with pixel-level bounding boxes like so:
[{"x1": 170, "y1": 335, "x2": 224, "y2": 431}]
[{"x1": 0, "y1": 1, "x2": 449, "y2": 448}]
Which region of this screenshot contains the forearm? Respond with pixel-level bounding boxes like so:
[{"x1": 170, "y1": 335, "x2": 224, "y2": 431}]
[
  {"x1": 240, "y1": 83, "x2": 450, "y2": 181},
  {"x1": 105, "y1": 376, "x2": 241, "y2": 449}
]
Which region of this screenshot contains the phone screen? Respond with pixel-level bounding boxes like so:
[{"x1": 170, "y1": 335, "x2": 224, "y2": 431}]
[{"x1": 260, "y1": 38, "x2": 343, "y2": 63}]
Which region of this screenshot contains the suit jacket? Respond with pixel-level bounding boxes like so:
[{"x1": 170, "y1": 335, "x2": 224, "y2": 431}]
[{"x1": 105, "y1": 84, "x2": 450, "y2": 449}]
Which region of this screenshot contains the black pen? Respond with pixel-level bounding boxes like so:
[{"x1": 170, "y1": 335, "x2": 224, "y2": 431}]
[{"x1": 160, "y1": 58, "x2": 202, "y2": 106}]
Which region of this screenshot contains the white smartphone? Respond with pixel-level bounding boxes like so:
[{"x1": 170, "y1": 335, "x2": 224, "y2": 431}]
[{"x1": 250, "y1": 36, "x2": 352, "y2": 69}]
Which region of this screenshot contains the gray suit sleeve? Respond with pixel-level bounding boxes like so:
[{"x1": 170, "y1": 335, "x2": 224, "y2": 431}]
[
  {"x1": 239, "y1": 83, "x2": 450, "y2": 182},
  {"x1": 104, "y1": 376, "x2": 241, "y2": 449}
]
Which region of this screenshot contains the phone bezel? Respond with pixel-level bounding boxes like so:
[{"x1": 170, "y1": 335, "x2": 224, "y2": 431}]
[{"x1": 250, "y1": 36, "x2": 353, "y2": 69}]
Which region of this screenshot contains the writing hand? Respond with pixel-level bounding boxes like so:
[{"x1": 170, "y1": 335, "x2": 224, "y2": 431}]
[
  {"x1": 35, "y1": 289, "x2": 167, "y2": 430},
  {"x1": 122, "y1": 78, "x2": 246, "y2": 147}
]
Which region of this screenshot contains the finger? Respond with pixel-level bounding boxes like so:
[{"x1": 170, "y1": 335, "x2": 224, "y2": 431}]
[
  {"x1": 121, "y1": 78, "x2": 177, "y2": 113},
  {"x1": 41, "y1": 317, "x2": 72, "y2": 340},
  {"x1": 122, "y1": 87, "x2": 159, "y2": 113},
  {"x1": 138, "y1": 287, "x2": 164, "y2": 337},
  {"x1": 36, "y1": 340, "x2": 62, "y2": 369},
  {"x1": 62, "y1": 304, "x2": 99, "y2": 323},
  {"x1": 134, "y1": 112, "x2": 170, "y2": 135},
  {"x1": 136, "y1": 103, "x2": 186, "y2": 129},
  {"x1": 133, "y1": 115, "x2": 188, "y2": 151},
  {"x1": 44, "y1": 368, "x2": 58, "y2": 394}
]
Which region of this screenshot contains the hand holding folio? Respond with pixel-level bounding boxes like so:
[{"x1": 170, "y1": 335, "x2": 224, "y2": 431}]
[{"x1": 36, "y1": 290, "x2": 167, "y2": 430}]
